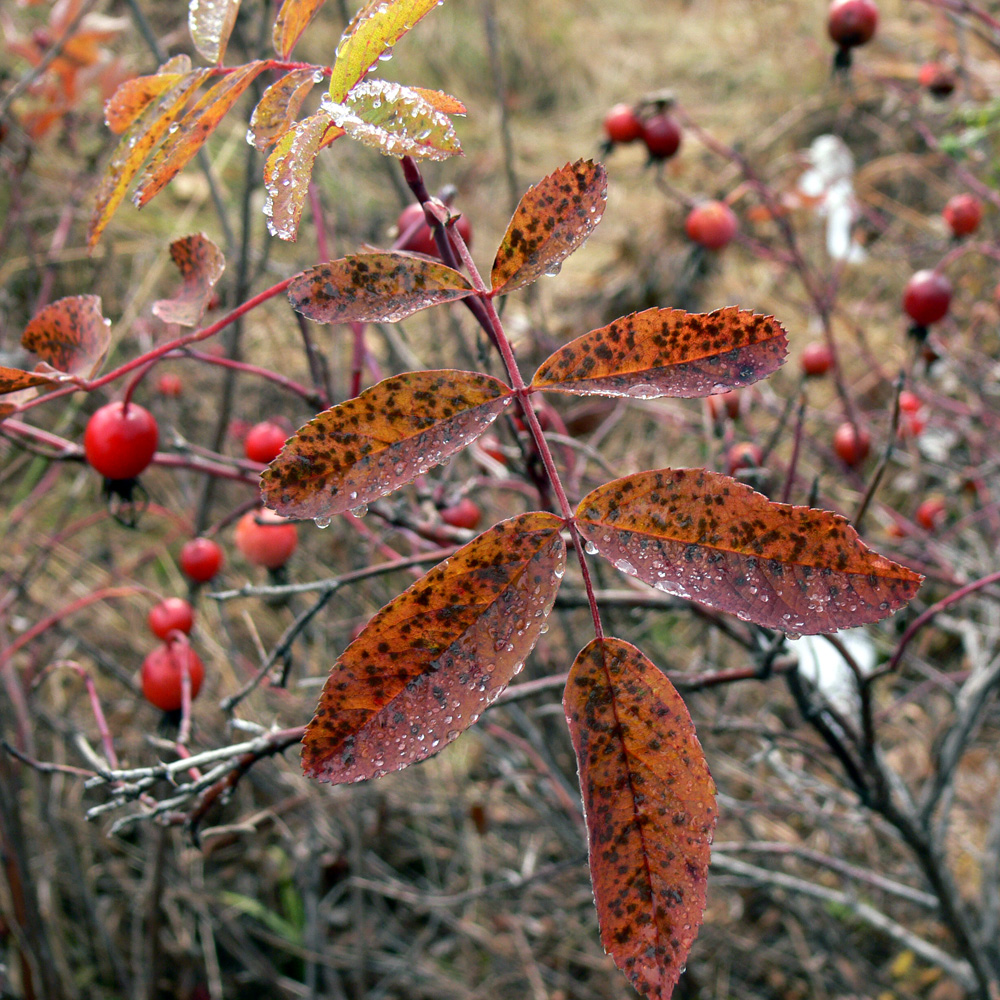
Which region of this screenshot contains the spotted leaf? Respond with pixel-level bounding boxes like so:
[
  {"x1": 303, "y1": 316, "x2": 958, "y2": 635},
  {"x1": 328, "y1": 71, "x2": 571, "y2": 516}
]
[
  {"x1": 576, "y1": 468, "x2": 922, "y2": 634},
  {"x1": 491, "y1": 159, "x2": 607, "y2": 297},
  {"x1": 288, "y1": 252, "x2": 475, "y2": 323},
  {"x1": 565, "y1": 637, "x2": 716, "y2": 1000},
  {"x1": 302, "y1": 512, "x2": 566, "y2": 783},
  {"x1": 104, "y1": 55, "x2": 192, "y2": 134},
  {"x1": 262, "y1": 370, "x2": 513, "y2": 521},
  {"x1": 247, "y1": 68, "x2": 320, "y2": 150},
  {"x1": 273, "y1": 0, "x2": 327, "y2": 58},
  {"x1": 189, "y1": 0, "x2": 241, "y2": 64},
  {"x1": 152, "y1": 234, "x2": 225, "y2": 326},
  {"x1": 21, "y1": 295, "x2": 110, "y2": 378},
  {"x1": 532, "y1": 308, "x2": 788, "y2": 398},
  {"x1": 0, "y1": 367, "x2": 57, "y2": 396}
]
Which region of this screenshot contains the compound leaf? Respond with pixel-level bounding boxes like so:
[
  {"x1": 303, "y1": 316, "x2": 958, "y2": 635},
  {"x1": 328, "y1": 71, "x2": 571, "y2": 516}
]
[
  {"x1": 491, "y1": 159, "x2": 607, "y2": 297},
  {"x1": 189, "y1": 0, "x2": 241, "y2": 64},
  {"x1": 0, "y1": 367, "x2": 58, "y2": 396},
  {"x1": 288, "y1": 252, "x2": 474, "y2": 323},
  {"x1": 328, "y1": 0, "x2": 444, "y2": 103},
  {"x1": 576, "y1": 468, "x2": 922, "y2": 634},
  {"x1": 532, "y1": 308, "x2": 788, "y2": 399},
  {"x1": 262, "y1": 370, "x2": 513, "y2": 520},
  {"x1": 152, "y1": 234, "x2": 226, "y2": 326},
  {"x1": 21, "y1": 295, "x2": 110, "y2": 378},
  {"x1": 104, "y1": 55, "x2": 192, "y2": 134},
  {"x1": 302, "y1": 512, "x2": 566, "y2": 783},
  {"x1": 273, "y1": 0, "x2": 327, "y2": 58},
  {"x1": 565, "y1": 637, "x2": 716, "y2": 1000},
  {"x1": 247, "y1": 67, "x2": 320, "y2": 150}
]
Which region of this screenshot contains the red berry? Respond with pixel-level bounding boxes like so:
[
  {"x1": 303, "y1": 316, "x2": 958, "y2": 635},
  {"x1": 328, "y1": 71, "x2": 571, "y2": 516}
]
[
  {"x1": 441, "y1": 498, "x2": 482, "y2": 530},
  {"x1": 707, "y1": 390, "x2": 742, "y2": 422},
  {"x1": 640, "y1": 114, "x2": 682, "y2": 160},
  {"x1": 244, "y1": 420, "x2": 287, "y2": 464},
  {"x1": 685, "y1": 201, "x2": 738, "y2": 250},
  {"x1": 943, "y1": 193, "x2": 982, "y2": 237},
  {"x1": 147, "y1": 597, "x2": 194, "y2": 640},
  {"x1": 903, "y1": 269, "x2": 952, "y2": 326},
  {"x1": 726, "y1": 442, "x2": 763, "y2": 476},
  {"x1": 179, "y1": 537, "x2": 224, "y2": 583},
  {"x1": 156, "y1": 373, "x2": 183, "y2": 397},
  {"x1": 833, "y1": 421, "x2": 871, "y2": 466},
  {"x1": 141, "y1": 642, "x2": 204, "y2": 712},
  {"x1": 235, "y1": 508, "x2": 298, "y2": 569},
  {"x1": 603, "y1": 103, "x2": 643, "y2": 144},
  {"x1": 827, "y1": 0, "x2": 878, "y2": 48},
  {"x1": 84, "y1": 401, "x2": 159, "y2": 480},
  {"x1": 899, "y1": 409, "x2": 927, "y2": 439},
  {"x1": 918, "y1": 61, "x2": 956, "y2": 97},
  {"x1": 801, "y1": 341, "x2": 834, "y2": 376},
  {"x1": 477, "y1": 433, "x2": 507, "y2": 464},
  {"x1": 396, "y1": 203, "x2": 472, "y2": 258},
  {"x1": 898, "y1": 390, "x2": 922, "y2": 414},
  {"x1": 915, "y1": 496, "x2": 946, "y2": 531}
]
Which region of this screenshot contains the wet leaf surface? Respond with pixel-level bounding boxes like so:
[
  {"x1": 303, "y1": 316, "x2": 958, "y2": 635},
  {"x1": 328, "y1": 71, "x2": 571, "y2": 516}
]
[
  {"x1": 532, "y1": 308, "x2": 788, "y2": 398},
  {"x1": 273, "y1": 0, "x2": 327, "y2": 58},
  {"x1": 565, "y1": 637, "x2": 716, "y2": 1000},
  {"x1": 491, "y1": 159, "x2": 607, "y2": 296},
  {"x1": 288, "y1": 252, "x2": 475, "y2": 323},
  {"x1": 328, "y1": 0, "x2": 444, "y2": 102},
  {"x1": 21, "y1": 295, "x2": 110, "y2": 378},
  {"x1": 576, "y1": 468, "x2": 922, "y2": 634},
  {"x1": 247, "y1": 68, "x2": 319, "y2": 150},
  {"x1": 104, "y1": 55, "x2": 191, "y2": 134},
  {"x1": 189, "y1": 0, "x2": 241, "y2": 64},
  {"x1": 152, "y1": 234, "x2": 226, "y2": 326},
  {"x1": 302, "y1": 512, "x2": 566, "y2": 783},
  {"x1": 261, "y1": 370, "x2": 513, "y2": 520}
]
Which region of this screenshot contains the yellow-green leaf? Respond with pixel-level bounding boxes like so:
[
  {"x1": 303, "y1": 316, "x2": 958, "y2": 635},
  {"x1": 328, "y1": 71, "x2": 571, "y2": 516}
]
[{"x1": 247, "y1": 67, "x2": 320, "y2": 150}]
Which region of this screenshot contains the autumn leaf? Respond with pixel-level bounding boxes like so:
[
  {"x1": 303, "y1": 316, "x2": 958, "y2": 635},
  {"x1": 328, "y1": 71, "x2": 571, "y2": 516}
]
[
  {"x1": 261, "y1": 370, "x2": 513, "y2": 520},
  {"x1": 302, "y1": 512, "x2": 566, "y2": 783},
  {"x1": 189, "y1": 0, "x2": 241, "y2": 64},
  {"x1": 103, "y1": 55, "x2": 192, "y2": 134},
  {"x1": 491, "y1": 160, "x2": 607, "y2": 297},
  {"x1": 531, "y1": 308, "x2": 788, "y2": 398},
  {"x1": 150, "y1": 234, "x2": 225, "y2": 326},
  {"x1": 576, "y1": 468, "x2": 922, "y2": 634},
  {"x1": 21, "y1": 295, "x2": 110, "y2": 378},
  {"x1": 409, "y1": 88, "x2": 466, "y2": 115},
  {"x1": 328, "y1": 0, "x2": 445, "y2": 103},
  {"x1": 287, "y1": 253, "x2": 475, "y2": 324},
  {"x1": 247, "y1": 68, "x2": 320, "y2": 150},
  {"x1": 565, "y1": 637, "x2": 716, "y2": 1000},
  {"x1": 0, "y1": 367, "x2": 58, "y2": 396},
  {"x1": 273, "y1": 0, "x2": 328, "y2": 58},
  {"x1": 133, "y1": 61, "x2": 268, "y2": 209}
]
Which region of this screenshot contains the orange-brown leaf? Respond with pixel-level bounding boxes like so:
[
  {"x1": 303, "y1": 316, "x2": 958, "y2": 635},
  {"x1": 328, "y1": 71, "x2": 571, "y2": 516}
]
[
  {"x1": 576, "y1": 469, "x2": 922, "y2": 634},
  {"x1": 491, "y1": 159, "x2": 607, "y2": 296},
  {"x1": 565, "y1": 638, "x2": 716, "y2": 1000},
  {"x1": 21, "y1": 295, "x2": 110, "y2": 378},
  {"x1": 302, "y1": 512, "x2": 566, "y2": 783},
  {"x1": 0, "y1": 367, "x2": 58, "y2": 396},
  {"x1": 531, "y1": 308, "x2": 788, "y2": 398},
  {"x1": 132, "y1": 61, "x2": 267, "y2": 209},
  {"x1": 261, "y1": 370, "x2": 513, "y2": 520},
  {"x1": 247, "y1": 67, "x2": 319, "y2": 150},
  {"x1": 273, "y1": 0, "x2": 327, "y2": 59},
  {"x1": 103, "y1": 55, "x2": 191, "y2": 134},
  {"x1": 87, "y1": 68, "x2": 212, "y2": 248},
  {"x1": 152, "y1": 234, "x2": 226, "y2": 326},
  {"x1": 410, "y1": 88, "x2": 466, "y2": 115},
  {"x1": 189, "y1": 0, "x2": 241, "y2": 64},
  {"x1": 288, "y1": 252, "x2": 475, "y2": 323}
]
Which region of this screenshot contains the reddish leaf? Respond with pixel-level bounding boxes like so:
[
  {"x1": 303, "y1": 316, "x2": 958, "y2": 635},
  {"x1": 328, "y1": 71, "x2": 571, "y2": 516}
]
[
  {"x1": 576, "y1": 469, "x2": 923, "y2": 634},
  {"x1": 132, "y1": 61, "x2": 268, "y2": 209},
  {"x1": 319, "y1": 80, "x2": 462, "y2": 161},
  {"x1": 261, "y1": 370, "x2": 513, "y2": 520},
  {"x1": 410, "y1": 88, "x2": 466, "y2": 115},
  {"x1": 565, "y1": 637, "x2": 716, "y2": 1000},
  {"x1": 87, "y1": 68, "x2": 212, "y2": 248},
  {"x1": 531, "y1": 308, "x2": 788, "y2": 398},
  {"x1": 21, "y1": 295, "x2": 110, "y2": 378},
  {"x1": 491, "y1": 160, "x2": 607, "y2": 297},
  {"x1": 263, "y1": 111, "x2": 341, "y2": 241},
  {"x1": 247, "y1": 67, "x2": 320, "y2": 150},
  {"x1": 104, "y1": 55, "x2": 191, "y2": 134},
  {"x1": 328, "y1": 0, "x2": 444, "y2": 103},
  {"x1": 0, "y1": 367, "x2": 58, "y2": 396},
  {"x1": 288, "y1": 253, "x2": 475, "y2": 324},
  {"x1": 273, "y1": 0, "x2": 327, "y2": 58},
  {"x1": 302, "y1": 512, "x2": 566, "y2": 783},
  {"x1": 189, "y1": 0, "x2": 241, "y2": 64},
  {"x1": 152, "y1": 234, "x2": 226, "y2": 326}
]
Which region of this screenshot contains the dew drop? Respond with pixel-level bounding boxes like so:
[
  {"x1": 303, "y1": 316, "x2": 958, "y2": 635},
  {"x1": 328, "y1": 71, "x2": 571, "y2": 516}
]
[
  {"x1": 584, "y1": 540, "x2": 599, "y2": 555},
  {"x1": 350, "y1": 503, "x2": 368, "y2": 518},
  {"x1": 313, "y1": 516, "x2": 332, "y2": 529}
]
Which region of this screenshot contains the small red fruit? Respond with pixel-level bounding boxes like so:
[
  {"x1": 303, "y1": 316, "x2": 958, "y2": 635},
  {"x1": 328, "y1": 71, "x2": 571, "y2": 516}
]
[
  {"x1": 726, "y1": 442, "x2": 763, "y2": 476},
  {"x1": 148, "y1": 598, "x2": 195, "y2": 640},
  {"x1": 396, "y1": 202, "x2": 472, "y2": 258},
  {"x1": 441, "y1": 498, "x2": 482, "y2": 530},
  {"x1": 640, "y1": 114, "x2": 682, "y2": 161},
  {"x1": 903, "y1": 269, "x2": 952, "y2": 326},
  {"x1": 827, "y1": 0, "x2": 878, "y2": 48},
  {"x1": 179, "y1": 537, "x2": 224, "y2": 583},
  {"x1": 918, "y1": 61, "x2": 956, "y2": 97},
  {"x1": 84, "y1": 401, "x2": 159, "y2": 480},
  {"x1": 477, "y1": 433, "x2": 507, "y2": 464},
  {"x1": 141, "y1": 642, "x2": 205, "y2": 712},
  {"x1": 898, "y1": 390, "x2": 922, "y2": 414},
  {"x1": 707, "y1": 390, "x2": 742, "y2": 422},
  {"x1": 156, "y1": 373, "x2": 183, "y2": 397},
  {"x1": 235, "y1": 508, "x2": 298, "y2": 569},
  {"x1": 943, "y1": 193, "x2": 982, "y2": 237},
  {"x1": 833, "y1": 421, "x2": 871, "y2": 466},
  {"x1": 603, "y1": 103, "x2": 643, "y2": 145},
  {"x1": 685, "y1": 201, "x2": 738, "y2": 250},
  {"x1": 801, "y1": 341, "x2": 834, "y2": 377},
  {"x1": 915, "y1": 496, "x2": 946, "y2": 531},
  {"x1": 244, "y1": 420, "x2": 287, "y2": 464}
]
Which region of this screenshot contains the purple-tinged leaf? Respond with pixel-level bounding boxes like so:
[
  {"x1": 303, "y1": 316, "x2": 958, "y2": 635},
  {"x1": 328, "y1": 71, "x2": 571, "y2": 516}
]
[
  {"x1": 247, "y1": 67, "x2": 320, "y2": 150},
  {"x1": 152, "y1": 234, "x2": 226, "y2": 326},
  {"x1": 189, "y1": 0, "x2": 241, "y2": 64}
]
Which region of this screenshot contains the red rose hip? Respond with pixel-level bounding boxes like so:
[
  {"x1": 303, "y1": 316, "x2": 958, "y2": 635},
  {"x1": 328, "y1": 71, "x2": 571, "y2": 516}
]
[
  {"x1": 833, "y1": 421, "x2": 871, "y2": 466},
  {"x1": 148, "y1": 597, "x2": 195, "y2": 640},
  {"x1": 603, "y1": 103, "x2": 643, "y2": 145},
  {"x1": 828, "y1": 0, "x2": 878, "y2": 48},
  {"x1": 943, "y1": 194, "x2": 982, "y2": 237},
  {"x1": 180, "y1": 537, "x2": 224, "y2": 583},
  {"x1": 903, "y1": 270, "x2": 952, "y2": 326},
  {"x1": 141, "y1": 642, "x2": 205, "y2": 712},
  {"x1": 685, "y1": 201, "x2": 738, "y2": 250},
  {"x1": 801, "y1": 341, "x2": 834, "y2": 376},
  {"x1": 84, "y1": 401, "x2": 159, "y2": 480},
  {"x1": 244, "y1": 420, "x2": 288, "y2": 464},
  {"x1": 235, "y1": 508, "x2": 298, "y2": 570},
  {"x1": 640, "y1": 114, "x2": 682, "y2": 160}
]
